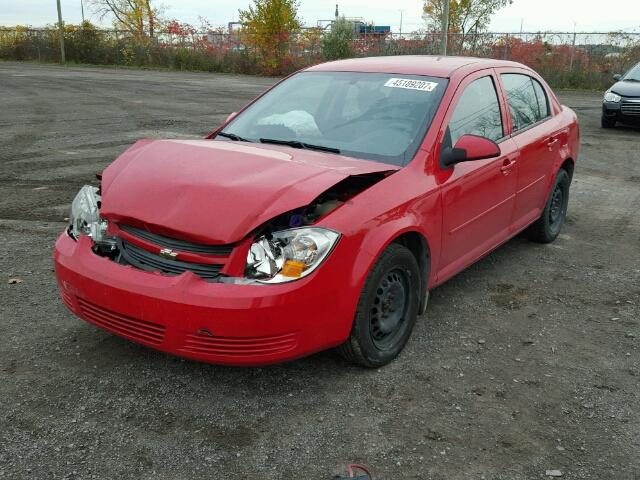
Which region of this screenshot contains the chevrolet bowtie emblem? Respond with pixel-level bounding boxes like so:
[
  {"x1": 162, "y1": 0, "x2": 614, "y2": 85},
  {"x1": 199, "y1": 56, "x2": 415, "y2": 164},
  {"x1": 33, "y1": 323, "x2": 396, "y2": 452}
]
[{"x1": 159, "y1": 248, "x2": 178, "y2": 259}]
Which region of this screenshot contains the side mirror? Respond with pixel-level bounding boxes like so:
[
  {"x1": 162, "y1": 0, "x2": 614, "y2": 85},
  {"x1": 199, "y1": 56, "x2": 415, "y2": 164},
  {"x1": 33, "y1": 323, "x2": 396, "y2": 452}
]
[
  {"x1": 441, "y1": 134, "x2": 501, "y2": 168},
  {"x1": 225, "y1": 111, "x2": 238, "y2": 123},
  {"x1": 613, "y1": 74, "x2": 622, "y2": 81}
]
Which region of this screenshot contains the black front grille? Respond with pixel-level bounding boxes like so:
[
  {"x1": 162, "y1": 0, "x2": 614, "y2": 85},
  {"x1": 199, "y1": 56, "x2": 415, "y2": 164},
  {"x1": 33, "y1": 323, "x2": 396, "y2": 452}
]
[
  {"x1": 119, "y1": 224, "x2": 234, "y2": 256},
  {"x1": 621, "y1": 100, "x2": 640, "y2": 116},
  {"x1": 118, "y1": 239, "x2": 223, "y2": 280}
]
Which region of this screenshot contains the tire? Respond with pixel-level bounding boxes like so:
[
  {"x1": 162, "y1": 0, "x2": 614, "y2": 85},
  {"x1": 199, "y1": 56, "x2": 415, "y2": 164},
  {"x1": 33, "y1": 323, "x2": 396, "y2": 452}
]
[
  {"x1": 337, "y1": 243, "x2": 422, "y2": 367},
  {"x1": 601, "y1": 116, "x2": 616, "y2": 128},
  {"x1": 524, "y1": 169, "x2": 570, "y2": 243}
]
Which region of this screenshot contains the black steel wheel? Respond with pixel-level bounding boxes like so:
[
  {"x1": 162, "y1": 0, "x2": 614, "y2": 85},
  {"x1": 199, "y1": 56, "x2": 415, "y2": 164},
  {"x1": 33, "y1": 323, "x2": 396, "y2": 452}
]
[
  {"x1": 548, "y1": 182, "x2": 566, "y2": 235},
  {"x1": 337, "y1": 243, "x2": 422, "y2": 367},
  {"x1": 370, "y1": 268, "x2": 410, "y2": 350},
  {"x1": 525, "y1": 168, "x2": 571, "y2": 243}
]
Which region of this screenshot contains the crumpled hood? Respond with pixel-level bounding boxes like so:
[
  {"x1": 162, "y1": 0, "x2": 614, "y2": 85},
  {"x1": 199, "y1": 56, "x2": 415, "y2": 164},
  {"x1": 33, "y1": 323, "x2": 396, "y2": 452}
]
[{"x1": 100, "y1": 139, "x2": 398, "y2": 244}]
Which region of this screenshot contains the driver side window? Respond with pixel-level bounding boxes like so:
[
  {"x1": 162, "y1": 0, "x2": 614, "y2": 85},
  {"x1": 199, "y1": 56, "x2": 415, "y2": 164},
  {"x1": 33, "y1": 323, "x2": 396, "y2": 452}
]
[{"x1": 447, "y1": 76, "x2": 504, "y2": 146}]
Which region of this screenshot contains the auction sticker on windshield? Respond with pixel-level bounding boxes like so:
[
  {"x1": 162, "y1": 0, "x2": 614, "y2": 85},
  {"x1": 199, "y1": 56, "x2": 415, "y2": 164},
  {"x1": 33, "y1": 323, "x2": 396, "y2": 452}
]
[{"x1": 384, "y1": 78, "x2": 439, "y2": 92}]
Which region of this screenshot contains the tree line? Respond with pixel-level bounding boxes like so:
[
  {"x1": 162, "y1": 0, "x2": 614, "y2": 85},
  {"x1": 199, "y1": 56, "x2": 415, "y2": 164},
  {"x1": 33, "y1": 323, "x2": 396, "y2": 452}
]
[
  {"x1": 73, "y1": 0, "x2": 513, "y2": 64},
  {"x1": 4, "y1": 0, "x2": 636, "y2": 90}
]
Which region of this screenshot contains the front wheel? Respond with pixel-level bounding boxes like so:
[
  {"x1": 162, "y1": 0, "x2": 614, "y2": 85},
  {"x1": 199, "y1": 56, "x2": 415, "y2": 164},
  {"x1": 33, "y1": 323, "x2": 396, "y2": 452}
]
[
  {"x1": 337, "y1": 243, "x2": 421, "y2": 367},
  {"x1": 601, "y1": 115, "x2": 616, "y2": 128},
  {"x1": 525, "y1": 169, "x2": 570, "y2": 243}
]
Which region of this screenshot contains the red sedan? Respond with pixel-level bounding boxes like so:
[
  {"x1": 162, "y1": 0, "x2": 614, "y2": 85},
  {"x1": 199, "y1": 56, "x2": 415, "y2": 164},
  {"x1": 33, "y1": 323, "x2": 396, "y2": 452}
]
[{"x1": 54, "y1": 56, "x2": 579, "y2": 367}]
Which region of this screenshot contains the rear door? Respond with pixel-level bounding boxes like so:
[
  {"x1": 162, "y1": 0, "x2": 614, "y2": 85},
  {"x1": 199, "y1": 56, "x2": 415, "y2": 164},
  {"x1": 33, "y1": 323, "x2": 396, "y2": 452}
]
[
  {"x1": 496, "y1": 70, "x2": 563, "y2": 231},
  {"x1": 436, "y1": 70, "x2": 520, "y2": 283}
]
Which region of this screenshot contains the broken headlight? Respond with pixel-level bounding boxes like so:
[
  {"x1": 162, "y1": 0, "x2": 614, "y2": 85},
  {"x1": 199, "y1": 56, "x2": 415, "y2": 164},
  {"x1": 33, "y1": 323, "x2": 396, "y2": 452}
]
[
  {"x1": 68, "y1": 185, "x2": 116, "y2": 249},
  {"x1": 245, "y1": 228, "x2": 340, "y2": 283}
]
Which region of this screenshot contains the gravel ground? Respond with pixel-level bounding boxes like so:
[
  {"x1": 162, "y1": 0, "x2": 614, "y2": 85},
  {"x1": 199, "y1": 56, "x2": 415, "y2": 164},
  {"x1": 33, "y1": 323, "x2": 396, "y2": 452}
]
[{"x1": 0, "y1": 62, "x2": 638, "y2": 480}]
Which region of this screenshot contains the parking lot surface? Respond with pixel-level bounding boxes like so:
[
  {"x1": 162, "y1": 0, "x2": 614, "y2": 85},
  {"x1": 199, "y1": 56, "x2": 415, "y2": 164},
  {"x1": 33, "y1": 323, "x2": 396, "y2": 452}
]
[{"x1": 1, "y1": 62, "x2": 638, "y2": 479}]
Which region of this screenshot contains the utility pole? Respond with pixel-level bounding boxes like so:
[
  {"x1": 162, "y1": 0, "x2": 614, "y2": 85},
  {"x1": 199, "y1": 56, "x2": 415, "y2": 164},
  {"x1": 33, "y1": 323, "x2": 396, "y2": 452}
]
[
  {"x1": 440, "y1": 0, "x2": 449, "y2": 56},
  {"x1": 570, "y1": 21, "x2": 577, "y2": 71},
  {"x1": 56, "y1": 0, "x2": 65, "y2": 63},
  {"x1": 81, "y1": 0, "x2": 85, "y2": 23},
  {"x1": 399, "y1": 9, "x2": 404, "y2": 37}
]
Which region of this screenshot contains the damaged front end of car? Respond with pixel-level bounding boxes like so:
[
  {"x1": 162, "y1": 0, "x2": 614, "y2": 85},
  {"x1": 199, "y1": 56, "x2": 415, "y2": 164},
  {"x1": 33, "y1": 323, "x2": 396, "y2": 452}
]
[
  {"x1": 67, "y1": 170, "x2": 393, "y2": 286},
  {"x1": 67, "y1": 184, "x2": 117, "y2": 253},
  {"x1": 243, "y1": 172, "x2": 391, "y2": 283}
]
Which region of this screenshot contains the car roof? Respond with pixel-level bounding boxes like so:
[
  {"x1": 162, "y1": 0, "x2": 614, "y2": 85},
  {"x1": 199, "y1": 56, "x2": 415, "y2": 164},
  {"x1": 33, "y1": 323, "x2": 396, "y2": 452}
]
[{"x1": 305, "y1": 55, "x2": 526, "y2": 78}]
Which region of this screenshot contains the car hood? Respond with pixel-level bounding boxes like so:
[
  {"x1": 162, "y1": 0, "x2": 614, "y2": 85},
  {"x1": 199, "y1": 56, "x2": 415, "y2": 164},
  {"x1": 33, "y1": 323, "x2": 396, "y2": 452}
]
[
  {"x1": 610, "y1": 80, "x2": 640, "y2": 97},
  {"x1": 100, "y1": 139, "x2": 398, "y2": 244}
]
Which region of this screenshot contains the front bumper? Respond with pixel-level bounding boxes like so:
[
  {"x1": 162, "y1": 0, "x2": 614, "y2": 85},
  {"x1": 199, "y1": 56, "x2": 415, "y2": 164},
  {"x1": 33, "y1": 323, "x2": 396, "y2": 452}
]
[
  {"x1": 54, "y1": 233, "x2": 361, "y2": 366},
  {"x1": 602, "y1": 101, "x2": 640, "y2": 124}
]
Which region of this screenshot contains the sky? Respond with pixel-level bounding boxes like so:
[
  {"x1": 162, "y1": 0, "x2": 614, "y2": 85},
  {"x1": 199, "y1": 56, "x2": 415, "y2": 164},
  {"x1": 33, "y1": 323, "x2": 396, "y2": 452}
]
[{"x1": 1, "y1": 0, "x2": 639, "y2": 33}]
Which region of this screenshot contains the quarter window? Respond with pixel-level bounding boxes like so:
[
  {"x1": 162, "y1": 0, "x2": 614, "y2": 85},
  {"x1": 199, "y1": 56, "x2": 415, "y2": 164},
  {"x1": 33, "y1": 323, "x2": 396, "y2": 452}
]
[
  {"x1": 447, "y1": 76, "x2": 503, "y2": 145},
  {"x1": 531, "y1": 78, "x2": 550, "y2": 119},
  {"x1": 501, "y1": 73, "x2": 550, "y2": 132}
]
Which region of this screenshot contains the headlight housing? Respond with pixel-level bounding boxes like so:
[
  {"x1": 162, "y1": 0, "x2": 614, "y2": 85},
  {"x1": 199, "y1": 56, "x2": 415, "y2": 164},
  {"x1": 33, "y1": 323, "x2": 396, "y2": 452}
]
[
  {"x1": 604, "y1": 91, "x2": 621, "y2": 103},
  {"x1": 68, "y1": 185, "x2": 115, "y2": 248},
  {"x1": 245, "y1": 227, "x2": 340, "y2": 283}
]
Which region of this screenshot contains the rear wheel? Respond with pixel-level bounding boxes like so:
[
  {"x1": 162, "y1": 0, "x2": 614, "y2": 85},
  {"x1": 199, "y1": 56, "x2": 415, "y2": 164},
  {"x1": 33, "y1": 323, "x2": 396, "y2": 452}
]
[
  {"x1": 525, "y1": 169, "x2": 570, "y2": 243},
  {"x1": 601, "y1": 115, "x2": 616, "y2": 128},
  {"x1": 337, "y1": 243, "x2": 421, "y2": 367}
]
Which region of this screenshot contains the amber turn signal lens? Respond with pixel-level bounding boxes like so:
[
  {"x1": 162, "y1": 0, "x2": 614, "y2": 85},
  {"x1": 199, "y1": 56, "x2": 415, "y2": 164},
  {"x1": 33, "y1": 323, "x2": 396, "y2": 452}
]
[{"x1": 281, "y1": 260, "x2": 306, "y2": 278}]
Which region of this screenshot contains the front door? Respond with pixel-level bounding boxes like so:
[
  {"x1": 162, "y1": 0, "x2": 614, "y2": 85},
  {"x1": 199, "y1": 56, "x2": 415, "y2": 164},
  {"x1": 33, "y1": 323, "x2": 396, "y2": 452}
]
[{"x1": 436, "y1": 72, "x2": 519, "y2": 283}]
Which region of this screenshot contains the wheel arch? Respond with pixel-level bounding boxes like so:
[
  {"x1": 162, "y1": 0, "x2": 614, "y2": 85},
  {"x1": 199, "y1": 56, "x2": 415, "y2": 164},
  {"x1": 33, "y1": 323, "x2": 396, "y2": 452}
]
[
  {"x1": 560, "y1": 157, "x2": 575, "y2": 181},
  {"x1": 391, "y1": 231, "x2": 431, "y2": 314},
  {"x1": 356, "y1": 225, "x2": 434, "y2": 317},
  {"x1": 544, "y1": 156, "x2": 575, "y2": 201}
]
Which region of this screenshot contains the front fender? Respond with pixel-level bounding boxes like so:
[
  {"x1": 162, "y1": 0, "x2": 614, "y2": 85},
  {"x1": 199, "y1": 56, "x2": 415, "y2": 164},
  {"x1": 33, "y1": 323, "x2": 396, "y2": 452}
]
[{"x1": 348, "y1": 193, "x2": 442, "y2": 292}]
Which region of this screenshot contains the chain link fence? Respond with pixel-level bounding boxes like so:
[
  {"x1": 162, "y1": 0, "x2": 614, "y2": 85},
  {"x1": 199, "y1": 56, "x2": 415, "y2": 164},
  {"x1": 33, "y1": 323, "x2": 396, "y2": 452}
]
[{"x1": 1, "y1": 25, "x2": 639, "y2": 88}]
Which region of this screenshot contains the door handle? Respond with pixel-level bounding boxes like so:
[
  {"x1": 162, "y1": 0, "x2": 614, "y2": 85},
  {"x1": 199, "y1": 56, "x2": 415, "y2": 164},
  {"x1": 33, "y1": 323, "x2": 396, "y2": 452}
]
[
  {"x1": 500, "y1": 158, "x2": 517, "y2": 175},
  {"x1": 547, "y1": 137, "x2": 560, "y2": 149}
]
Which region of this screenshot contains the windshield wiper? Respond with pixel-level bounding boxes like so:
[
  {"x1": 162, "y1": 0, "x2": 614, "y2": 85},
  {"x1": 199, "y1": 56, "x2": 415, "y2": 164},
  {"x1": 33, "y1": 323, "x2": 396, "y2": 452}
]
[
  {"x1": 217, "y1": 131, "x2": 252, "y2": 142},
  {"x1": 259, "y1": 138, "x2": 340, "y2": 154},
  {"x1": 624, "y1": 78, "x2": 640, "y2": 82}
]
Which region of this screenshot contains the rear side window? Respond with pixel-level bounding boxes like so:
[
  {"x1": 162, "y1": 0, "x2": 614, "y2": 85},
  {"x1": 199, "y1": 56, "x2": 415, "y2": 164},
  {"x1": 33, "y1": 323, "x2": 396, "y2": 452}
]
[
  {"x1": 447, "y1": 76, "x2": 503, "y2": 145},
  {"x1": 501, "y1": 73, "x2": 550, "y2": 132}
]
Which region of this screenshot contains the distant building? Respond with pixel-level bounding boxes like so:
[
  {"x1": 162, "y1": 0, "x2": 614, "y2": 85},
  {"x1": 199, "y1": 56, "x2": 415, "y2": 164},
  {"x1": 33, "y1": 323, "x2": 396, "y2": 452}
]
[
  {"x1": 356, "y1": 23, "x2": 391, "y2": 37},
  {"x1": 319, "y1": 4, "x2": 391, "y2": 39}
]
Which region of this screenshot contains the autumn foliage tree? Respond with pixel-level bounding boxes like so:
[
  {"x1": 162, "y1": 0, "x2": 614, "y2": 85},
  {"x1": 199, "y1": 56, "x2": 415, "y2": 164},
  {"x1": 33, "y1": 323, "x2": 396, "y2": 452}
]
[
  {"x1": 239, "y1": 0, "x2": 301, "y2": 68},
  {"x1": 423, "y1": 0, "x2": 512, "y2": 37},
  {"x1": 89, "y1": 0, "x2": 158, "y2": 39}
]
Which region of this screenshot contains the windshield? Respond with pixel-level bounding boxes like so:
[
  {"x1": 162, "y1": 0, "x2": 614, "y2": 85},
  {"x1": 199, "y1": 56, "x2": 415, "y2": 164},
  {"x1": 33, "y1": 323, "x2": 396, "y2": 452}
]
[
  {"x1": 623, "y1": 63, "x2": 640, "y2": 81},
  {"x1": 217, "y1": 71, "x2": 448, "y2": 166}
]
